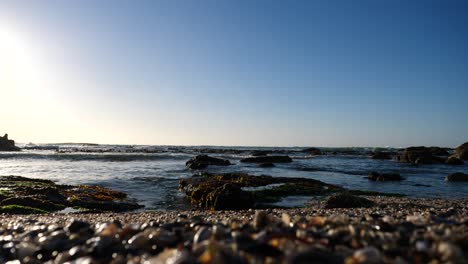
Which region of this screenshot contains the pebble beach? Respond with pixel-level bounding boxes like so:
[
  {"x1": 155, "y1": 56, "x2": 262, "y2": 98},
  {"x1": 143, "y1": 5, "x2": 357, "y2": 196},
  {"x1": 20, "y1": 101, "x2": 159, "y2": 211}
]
[{"x1": 1, "y1": 197, "x2": 467, "y2": 263}]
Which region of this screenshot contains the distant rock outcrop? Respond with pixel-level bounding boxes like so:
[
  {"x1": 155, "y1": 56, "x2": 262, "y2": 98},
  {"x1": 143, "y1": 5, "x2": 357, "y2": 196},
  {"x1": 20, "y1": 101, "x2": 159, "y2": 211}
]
[
  {"x1": 0, "y1": 134, "x2": 20, "y2": 151},
  {"x1": 454, "y1": 142, "x2": 468, "y2": 160},
  {"x1": 185, "y1": 155, "x2": 231, "y2": 170},
  {"x1": 302, "y1": 147, "x2": 322, "y2": 155},
  {"x1": 397, "y1": 146, "x2": 447, "y2": 165}
]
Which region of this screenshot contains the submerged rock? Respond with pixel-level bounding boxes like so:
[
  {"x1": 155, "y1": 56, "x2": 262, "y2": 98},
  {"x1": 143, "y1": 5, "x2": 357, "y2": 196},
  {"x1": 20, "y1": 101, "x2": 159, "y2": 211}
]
[
  {"x1": 454, "y1": 142, "x2": 468, "y2": 160},
  {"x1": 185, "y1": 155, "x2": 231, "y2": 170},
  {"x1": 0, "y1": 175, "x2": 143, "y2": 214},
  {"x1": 0, "y1": 134, "x2": 20, "y2": 151},
  {"x1": 368, "y1": 171, "x2": 403, "y2": 181},
  {"x1": 446, "y1": 172, "x2": 468, "y2": 182},
  {"x1": 240, "y1": 155, "x2": 292, "y2": 163},
  {"x1": 325, "y1": 193, "x2": 374, "y2": 208}
]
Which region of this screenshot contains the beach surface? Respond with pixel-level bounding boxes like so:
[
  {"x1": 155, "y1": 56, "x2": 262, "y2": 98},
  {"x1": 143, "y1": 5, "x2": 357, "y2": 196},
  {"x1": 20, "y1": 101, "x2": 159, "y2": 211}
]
[{"x1": 1, "y1": 197, "x2": 467, "y2": 263}]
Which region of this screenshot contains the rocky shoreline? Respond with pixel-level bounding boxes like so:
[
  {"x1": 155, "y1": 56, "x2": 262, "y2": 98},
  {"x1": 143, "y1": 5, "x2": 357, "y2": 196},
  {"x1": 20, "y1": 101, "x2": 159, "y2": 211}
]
[
  {"x1": 0, "y1": 176, "x2": 143, "y2": 214},
  {"x1": 0, "y1": 197, "x2": 466, "y2": 263}
]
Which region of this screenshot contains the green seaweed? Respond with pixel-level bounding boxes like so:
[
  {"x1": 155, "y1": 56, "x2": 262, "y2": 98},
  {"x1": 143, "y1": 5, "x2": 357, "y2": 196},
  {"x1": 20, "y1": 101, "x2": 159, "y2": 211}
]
[
  {"x1": 251, "y1": 183, "x2": 335, "y2": 203},
  {"x1": 0, "y1": 205, "x2": 48, "y2": 214}
]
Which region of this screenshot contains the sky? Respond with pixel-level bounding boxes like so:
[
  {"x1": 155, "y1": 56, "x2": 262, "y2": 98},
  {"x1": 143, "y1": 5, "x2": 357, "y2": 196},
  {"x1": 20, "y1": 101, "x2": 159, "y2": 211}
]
[{"x1": 0, "y1": 0, "x2": 467, "y2": 147}]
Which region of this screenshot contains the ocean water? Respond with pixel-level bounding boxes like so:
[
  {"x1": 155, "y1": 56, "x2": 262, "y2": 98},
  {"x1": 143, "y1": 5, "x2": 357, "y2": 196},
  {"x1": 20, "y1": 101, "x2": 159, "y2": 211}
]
[{"x1": 0, "y1": 144, "x2": 467, "y2": 210}]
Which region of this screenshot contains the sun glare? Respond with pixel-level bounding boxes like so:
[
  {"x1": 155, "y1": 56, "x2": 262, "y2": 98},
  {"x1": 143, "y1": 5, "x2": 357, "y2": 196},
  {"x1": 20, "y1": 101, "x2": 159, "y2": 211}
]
[{"x1": 0, "y1": 25, "x2": 50, "y2": 99}]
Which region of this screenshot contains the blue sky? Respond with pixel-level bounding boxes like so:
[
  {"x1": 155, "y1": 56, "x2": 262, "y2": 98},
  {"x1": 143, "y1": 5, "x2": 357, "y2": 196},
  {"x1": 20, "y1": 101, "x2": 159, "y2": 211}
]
[{"x1": 0, "y1": 1, "x2": 467, "y2": 147}]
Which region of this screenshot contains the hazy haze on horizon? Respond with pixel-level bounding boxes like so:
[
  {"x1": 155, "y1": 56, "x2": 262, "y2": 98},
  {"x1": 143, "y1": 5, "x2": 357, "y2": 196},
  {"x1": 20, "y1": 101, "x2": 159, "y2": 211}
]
[{"x1": 0, "y1": 1, "x2": 467, "y2": 147}]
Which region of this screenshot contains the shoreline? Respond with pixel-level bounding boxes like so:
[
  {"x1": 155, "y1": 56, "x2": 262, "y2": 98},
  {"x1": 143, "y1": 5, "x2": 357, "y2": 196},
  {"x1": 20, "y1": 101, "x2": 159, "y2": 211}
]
[{"x1": 2, "y1": 197, "x2": 467, "y2": 224}]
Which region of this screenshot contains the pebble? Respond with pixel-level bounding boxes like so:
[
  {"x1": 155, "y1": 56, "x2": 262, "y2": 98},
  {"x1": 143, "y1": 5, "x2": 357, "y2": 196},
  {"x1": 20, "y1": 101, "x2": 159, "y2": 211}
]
[{"x1": 0, "y1": 197, "x2": 466, "y2": 263}]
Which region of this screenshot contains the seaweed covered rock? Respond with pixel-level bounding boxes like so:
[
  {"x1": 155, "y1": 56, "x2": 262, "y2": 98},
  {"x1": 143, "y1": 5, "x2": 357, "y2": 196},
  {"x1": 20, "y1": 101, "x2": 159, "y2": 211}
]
[
  {"x1": 397, "y1": 146, "x2": 446, "y2": 165},
  {"x1": 185, "y1": 155, "x2": 231, "y2": 170},
  {"x1": 368, "y1": 171, "x2": 403, "y2": 181},
  {"x1": 0, "y1": 134, "x2": 20, "y2": 151},
  {"x1": 240, "y1": 156, "x2": 292, "y2": 163},
  {"x1": 445, "y1": 172, "x2": 468, "y2": 182},
  {"x1": 325, "y1": 193, "x2": 374, "y2": 208},
  {"x1": 0, "y1": 175, "x2": 143, "y2": 214},
  {"x1": 179, "y1": 173, "x2": 343, "y2": 210},
  {"x1": 206, "y1": 183, "x2": 254, "y2": 210},
  {"x1": 454, "y1": 142, "x2": 468, "y2": 160}
]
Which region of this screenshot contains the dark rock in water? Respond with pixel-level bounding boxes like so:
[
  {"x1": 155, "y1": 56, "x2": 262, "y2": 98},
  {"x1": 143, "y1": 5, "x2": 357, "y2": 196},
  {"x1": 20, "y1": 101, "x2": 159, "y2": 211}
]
[
  {"x1": 413, "y1": 183, "x2": 432, "y2": 187},
  {"x1": 397, "y1": 146, "x2": 446, "y2": 165},
  {"x1": 446, "y1": 155, "x2": 464, "y2": 165},
  {"x1": 0, "y1": 134, "x2": 20, "y2": 151},
  {"x1": 454, "y1": 142, "x2": 468, "y2": 160},
  {"x1": 258, "y1": 162, "x2": 275, "y2": 168},
  {"x1": 325, "y1": 193, "x2": 374, "y2": 208},
  {"x1": 206, "y1": 183, "x2": 254, "y2": 210},
  {"x1": 240, "y1": 156, "x2": 292, "y2": 163},
  {"x1": 185, "y1": 155, "x2": 231, "y2": 170},
  {"x1": 427, "y1": 147, "x2": 450, "y2": 156},
  {"x1": 251, "y1": 150, "x2": 273, "y2": 157},
  {"x1": 368, "y1": 171, "x2": 403, "y2": 181},
  {"x1": 446, "y1": 172, "x2": 468, "y2": 182},
  {"x1": 302, "y1": 147, "x2": 322, "y2": 155},
  {"x1": 179, "y1": 173, "x2": 343, "y2": 210},
  {"x1": 0, "y1": 175, "x2": 143, "y2": 214},
  {"x1": 371, "y1": 152, "x2": 393, "y2": 160}
]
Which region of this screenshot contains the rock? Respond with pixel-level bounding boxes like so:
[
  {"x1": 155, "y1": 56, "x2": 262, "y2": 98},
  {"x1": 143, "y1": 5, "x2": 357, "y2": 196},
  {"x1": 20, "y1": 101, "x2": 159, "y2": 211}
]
[
  {"x1": 185, "y1": 155, "x2": 231, "y2": 170},
  {"x1": 206, "y1": 184, "x2": 254, "y2": 210},
  {"x1": 368, "y1": 171, "x2": 403, "y2": 181},
  {"x1": 325, "y1": 193, "x2": 374, "y2": 208},
  {"x1": 445, "y1": 172, "x2": 468, "y2": 182},
  {"x1": 179, "y1": 173, "x2": 343, "y2": 210},
  {"x1": 240, "y1": 156, "x2": 292, "y2": 163},
  {"x1": 345, "y1": 246, "x2": 382, "y2": 264},
  {"x1": 371, "y1": 152, "x2": 392, "y2": 160},
  {"x1": 428, "y1": 147, "x2": 450, "y2": 156},
  {"x1": 397, "y1": 146, "x2": 445, "y2": 165},
  {"x1": 302, "y1": 147, "x2": 322, "y2": 155},
  {"x1": 258, "y1": 162, "x2": 275, "y2": 168},
  {"x1": 0, "y1": 197, "x2": 65, "y2": 212},
  {"x1": 0, "y1": 175, "x2": 143, "y2": 214},
  {"x1": 289, "y1": 249, "x2": 343, "y2": 264},
  {"x1": 454, "y1": 142, "x2": 468, "y2": 160},
  {"x1": 0, "y1": 134, "x2": 20, "y2": 151},
  {"x1": 250, "y1": 150, "x2": 272, "y2": 157},
  {"x1": 446, "y1": 155, "x2": 464, "y2": 165}
]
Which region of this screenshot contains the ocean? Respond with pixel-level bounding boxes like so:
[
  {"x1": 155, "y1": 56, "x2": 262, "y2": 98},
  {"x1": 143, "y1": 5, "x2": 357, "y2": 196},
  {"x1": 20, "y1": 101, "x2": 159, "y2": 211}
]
[{"x1": 1, "y1": 143, "x2": 467, "y2": 210}]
